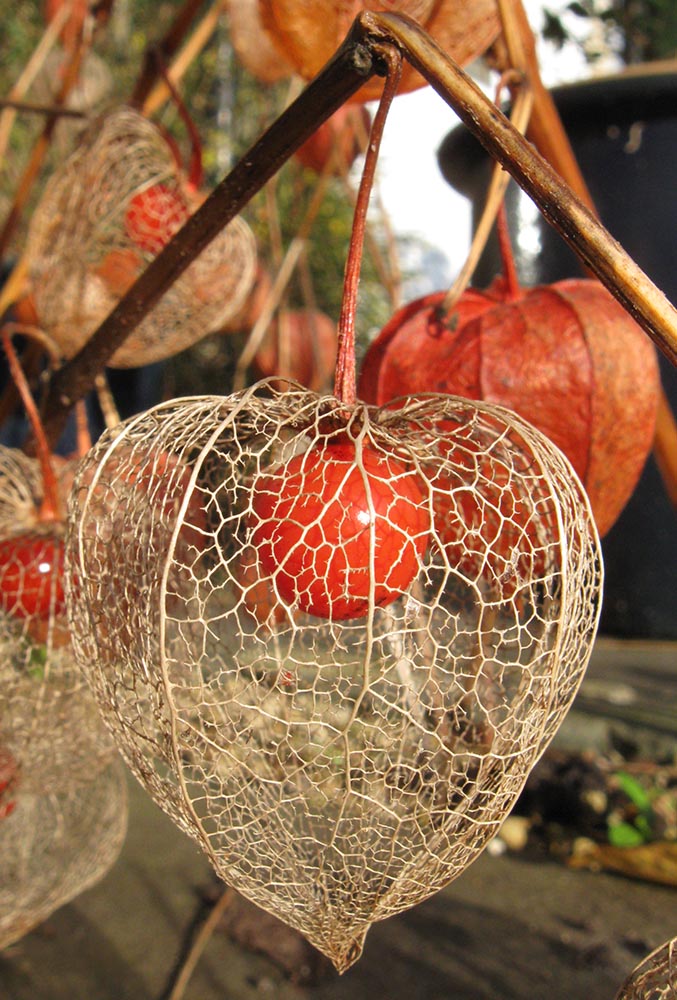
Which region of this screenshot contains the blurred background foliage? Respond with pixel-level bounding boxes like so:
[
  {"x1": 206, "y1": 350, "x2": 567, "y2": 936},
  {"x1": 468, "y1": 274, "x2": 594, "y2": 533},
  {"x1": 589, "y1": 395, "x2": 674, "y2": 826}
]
[
  {"x1": 543, "y1": 0, "x2": 677, "y2": 65},
  {"x1": 1, "y1": 1, "x2": 404, "y2": 398}
]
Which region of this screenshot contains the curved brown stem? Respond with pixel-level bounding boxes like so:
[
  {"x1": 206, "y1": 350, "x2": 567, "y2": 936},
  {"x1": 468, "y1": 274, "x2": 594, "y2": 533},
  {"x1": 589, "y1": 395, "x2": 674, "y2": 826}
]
[
  {"x1": 130, "y1": 0, "x2": 207, "y2": 110},
  {"x1": 492, "y1": 0, "x2": 677, "y2": 514},
  {"x1": 1, "y1": 328, "x2": 60, "y2": 523},
  {"x1": 496, "y1": 204, "x2": 521, "y2": 301},
  {"x1": 155, "y1": 52, "x2": 204, "y2": 192},
  {"x1": 334, "y1": 44, "x2": 402, "y2": 405}
]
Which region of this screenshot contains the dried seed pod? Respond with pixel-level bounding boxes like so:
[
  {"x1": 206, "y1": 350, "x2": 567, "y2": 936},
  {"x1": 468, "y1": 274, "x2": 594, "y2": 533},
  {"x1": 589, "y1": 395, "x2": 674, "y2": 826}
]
[
  {"x1": 259, "y1": 0, "x2": 500, "y2": 101},
  {"x1": 253, "y1": 308, "x2": 337, "y2": 392},
  {"x1": 359, "y1": 280, "x2": 660, "y2": 537},
  {"x1": 25, "y1": 107, "x2": 257, "y2": 367},
  {"x1": 615, "y1": 936, "x2": 677, "y2": 1000},
  {"x1": 0, "y1": 756, "x2": 128, "y2": 950},
  {"x1": 0, "y1": 446, "x2": 118, "y2": 781},
  {"x1": 0, "y1": 446, "x2": 127, "y2": 948},
  {"x1": 226, "y1": 0, "x2": 295, "y2": 82},
  {"x1": 66, "y1": 384, "x2": 601, "y2": 971}
]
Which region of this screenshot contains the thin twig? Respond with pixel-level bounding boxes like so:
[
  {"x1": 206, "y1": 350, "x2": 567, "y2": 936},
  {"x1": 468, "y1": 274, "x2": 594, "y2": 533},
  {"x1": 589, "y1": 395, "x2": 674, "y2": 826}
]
[
  {"x1": 131, "y1": 0, "x2": 213, "y2": 110},
  {"x1": 0, "y1": 99, "x2": 87, "y2": 119},
  {"x1": 0, "y1": 5, "x2": 70, "y2": 167},
  {"x1": 143, "y1": 0, "x2": 227, "y2": 117},
  {"x1": 1, "y1": 328, "x2": 60, "y2": 522},
  {"x1": 335, "y1": 44, "x2": 402, "y2": 405},
  {"x1": 0, "y1": 24, "x2": 90, "y2": 260},
  {"x1": 442, "y1": 71, "x2": 532, "y2": 311},
  {"x1": 166, "y1": 887, "x2": 234, "y2": 1000}
]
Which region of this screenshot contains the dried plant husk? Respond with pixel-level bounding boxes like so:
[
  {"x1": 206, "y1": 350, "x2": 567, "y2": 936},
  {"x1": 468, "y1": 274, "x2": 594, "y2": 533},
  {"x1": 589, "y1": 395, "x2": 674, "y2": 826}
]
[
  {"x1": 227, "y1": 0, "x2": 295, "y2": 82},
  {"x1": 0, "y1": 755, "x2": 128, "y2": 950},
  {"x1": 253, "y1": 308, "x2": 337, "y2": 391},
  {"x1": 259, "y1": 0, "x2": 500, "y2": 102},
  {"x1": 25, "y1": 106, "x2": 257, "y2": 367},
  {"x1": 0, "y1": 446, "x2": 127, "y2": 948},
  {"x1": 358, "y1": 279, "x2": 660, "y2": 537},
  {"x1": 65, "y1": 383, "x2": 601, "y2": 972},
  {"x1": 295, "y1": 105, "x2": 371, "y2": 175},
  {"x1": 0, "y1": 446, "x2": 118, "y2": 786},
  {"x1": 615, "y1": 936, "x2": 677, "y2": 1000}
]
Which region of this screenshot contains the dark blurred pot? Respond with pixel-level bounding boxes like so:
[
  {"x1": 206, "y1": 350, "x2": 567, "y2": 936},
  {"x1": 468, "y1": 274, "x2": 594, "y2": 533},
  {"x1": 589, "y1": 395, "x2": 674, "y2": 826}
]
[{"x1": 438, "y1": 67, "x2": 677, "y2": 639}]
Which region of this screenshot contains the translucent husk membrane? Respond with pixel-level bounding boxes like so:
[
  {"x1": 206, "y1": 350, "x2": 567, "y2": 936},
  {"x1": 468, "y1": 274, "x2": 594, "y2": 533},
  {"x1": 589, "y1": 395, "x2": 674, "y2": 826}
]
[
  {"x1": 0, "y1": 446, "x2": 127, "y2": 949},
  {"x1": 0, "y1": 757, "x2": 128, "y2": 950},
  {"x1": 65, "y1": 383, "x2": 602, "y2": 971},
  {"x1": 615, "y1": 937, "x2": 677, "y2": 1000},
  {"x1": 24, "y1": 106, "x2": 257, "y2": 367}
]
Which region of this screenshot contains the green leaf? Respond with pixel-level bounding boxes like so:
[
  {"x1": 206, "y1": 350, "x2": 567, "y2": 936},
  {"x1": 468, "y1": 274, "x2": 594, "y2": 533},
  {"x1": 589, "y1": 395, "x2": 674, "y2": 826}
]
[
  {"x1": 608, "y1": 821, "x2": 646, "y2": 849},
  {"x1": 615, "y1": 771, "x2": 653, "y2": 813}
]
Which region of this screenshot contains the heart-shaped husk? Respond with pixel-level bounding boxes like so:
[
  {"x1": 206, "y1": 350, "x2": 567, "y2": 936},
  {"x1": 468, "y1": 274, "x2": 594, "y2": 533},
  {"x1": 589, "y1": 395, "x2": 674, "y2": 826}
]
[
  {"x1": 25, "y1": 107, "x2": 257, "y2": 368},
  {"x1": 65, "y1": 383, "x2": 602, "y2": 971}
]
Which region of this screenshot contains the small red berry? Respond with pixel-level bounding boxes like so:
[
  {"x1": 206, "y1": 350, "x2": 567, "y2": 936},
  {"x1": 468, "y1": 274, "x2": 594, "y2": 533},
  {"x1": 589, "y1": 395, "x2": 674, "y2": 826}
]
[
  {"x1": 249, "y1": 441, "x2": 430, "y2": 620},
  {"x1": 0, "y1": 532, "x2": 65, "y2": 621},
  {"x1": 124, "y1": 183, "x2": 190, "y2": 256}
]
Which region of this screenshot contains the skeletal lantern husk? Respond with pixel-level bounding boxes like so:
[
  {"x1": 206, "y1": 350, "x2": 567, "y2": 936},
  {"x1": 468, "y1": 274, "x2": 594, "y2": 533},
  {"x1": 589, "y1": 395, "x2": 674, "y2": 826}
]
[
  {"x1": 24, "y1": 106, "x2": 256, "y2": 367},
  {"x1": 0, "y1": 756, "x2": 128, "y2": 950},
  {"x1": 615, "y1": 937, "x2": 677, "y2": 1000},
  {"x1": 0, "y1": 447, "x2": 127, "y2": 948},
  {"x1": 65, "y1": 384, "x2": 602, "y2": 971}
]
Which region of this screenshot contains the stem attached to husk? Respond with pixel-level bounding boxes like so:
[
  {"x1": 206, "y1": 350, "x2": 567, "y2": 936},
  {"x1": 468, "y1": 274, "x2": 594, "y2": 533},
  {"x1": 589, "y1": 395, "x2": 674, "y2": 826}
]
[
  {"x1": 496, "y1": 204, "x2": 522, "y2": 302},
  {"x1": 334, "y1": 44, "x2": 402, "y2": 406},
  {"x1": 1, "y1": 328, "x2": 61, "y2": 523}
]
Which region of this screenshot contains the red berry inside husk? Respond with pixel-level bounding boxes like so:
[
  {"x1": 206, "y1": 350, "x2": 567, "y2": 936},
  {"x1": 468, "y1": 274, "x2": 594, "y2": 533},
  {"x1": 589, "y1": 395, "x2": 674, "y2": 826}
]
[
  {"x1": 124, "y1": 183, "x2": 190, "y2": 256},
  {"x1": 249, "y1": 441, "x2": 430, "y2": 620},
  {"x1": 0, "y1": 532, "x2": 65, "y2": 621}
]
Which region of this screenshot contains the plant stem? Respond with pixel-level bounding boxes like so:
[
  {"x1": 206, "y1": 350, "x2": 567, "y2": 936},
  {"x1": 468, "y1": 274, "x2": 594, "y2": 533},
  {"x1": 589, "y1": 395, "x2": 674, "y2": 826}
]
[
  {"x1": 1, "y1": 329, "x2": 60, "y2": 523},
  {"x1": 130, "y1": 0, "x2": 208, "y2": 109},
  {"x1": 155, "y1": 53, "x2": 204, "y2": 192},
  {"x1": 442, "y1": 71, "x2": 532, "y2": 312},
  {"x1": 142, "y1": 0, "x2": 226, "y2": 118},
  {"x1": 496, "y1": 204, "x2": 522, "y2": 301},
  {"x1": 334, "y1": 44, "x2": 402, "y2": 405},
  {"x1": 166, "y1": 888, "x2": 234, "y2": 1000}
]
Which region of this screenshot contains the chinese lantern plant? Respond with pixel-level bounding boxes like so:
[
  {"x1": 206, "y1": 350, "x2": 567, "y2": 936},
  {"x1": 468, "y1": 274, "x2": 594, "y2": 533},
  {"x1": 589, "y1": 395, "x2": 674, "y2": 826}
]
[
  {"x1": 358, "y1": 213, "x2": 660, "y2": 538},
  {"x1": 614, "y1": 935, "x2": 677, "y2": 1000},
  {"x1": 66, "y1": 59, "x2": 602, "y2": 973}
]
